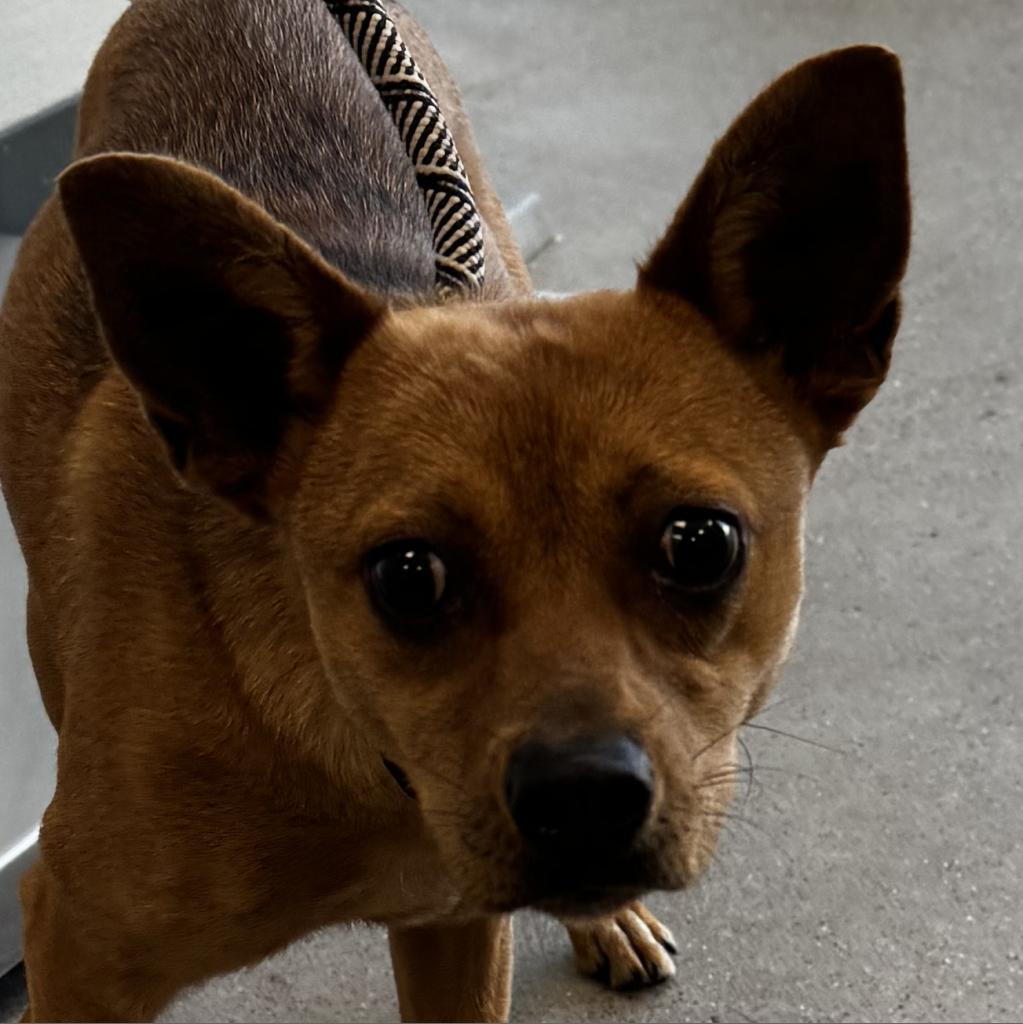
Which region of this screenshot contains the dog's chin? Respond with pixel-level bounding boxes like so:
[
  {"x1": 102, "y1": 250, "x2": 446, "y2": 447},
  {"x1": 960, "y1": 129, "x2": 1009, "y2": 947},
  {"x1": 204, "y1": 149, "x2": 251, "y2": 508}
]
[
  {"x1": 529, "y1": 886, "x2": 647, "y2": 920},
  {"x1": 482, "y1": 886, "x2": 643, "y2": 919},
  {"x1": 479, "y1": 850, "x2": 678, "y2": 919}
]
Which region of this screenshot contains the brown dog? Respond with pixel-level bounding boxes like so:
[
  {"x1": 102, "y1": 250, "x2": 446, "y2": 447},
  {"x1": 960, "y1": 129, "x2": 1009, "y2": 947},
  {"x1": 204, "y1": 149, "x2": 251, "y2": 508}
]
[{"x1": 0, "y1": 0, "x2": 909, "y2": 1019}]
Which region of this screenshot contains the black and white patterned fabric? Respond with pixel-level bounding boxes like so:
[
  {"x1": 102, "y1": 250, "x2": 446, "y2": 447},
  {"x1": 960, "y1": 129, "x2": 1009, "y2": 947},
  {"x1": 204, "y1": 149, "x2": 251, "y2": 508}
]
[{"x1": 324, "y1": 0, "x2": 486, "y2": 299}]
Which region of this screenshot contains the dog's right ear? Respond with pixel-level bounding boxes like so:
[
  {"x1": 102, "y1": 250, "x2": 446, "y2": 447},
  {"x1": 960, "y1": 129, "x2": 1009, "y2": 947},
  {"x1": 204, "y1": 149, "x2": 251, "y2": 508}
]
[
  {"x1": 639, "y1": 46, "x2": 910, "y2": 448},
  {"x1": 59, "y1": 153, "x2": 384, "y2": 517}
]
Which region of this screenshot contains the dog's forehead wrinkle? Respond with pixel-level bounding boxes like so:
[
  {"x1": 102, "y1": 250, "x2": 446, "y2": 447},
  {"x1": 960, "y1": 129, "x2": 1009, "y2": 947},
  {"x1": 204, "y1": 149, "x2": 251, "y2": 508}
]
[{"x1": 338, "y1": 301, "x2": 807, "y2": 553}]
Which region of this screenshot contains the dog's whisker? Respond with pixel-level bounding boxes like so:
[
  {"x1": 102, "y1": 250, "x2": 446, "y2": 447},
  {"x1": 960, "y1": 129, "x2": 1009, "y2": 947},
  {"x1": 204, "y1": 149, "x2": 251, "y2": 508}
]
[
  {"x1": 736, "y1": 733, "x2": 757, "y2": 804},
  {"x1": 695, "y1": 777, "x2": 743, "y2": 793},
  {"x1": 700, "y1": 809, "x2": 771, "y2": 839},
  {"x1": 690, "y1": 724, "x2": 738, "y2": 764},
  {"x1": 695, "y1": 766, "x2": 755, "y2": 788},
  {"x1": 695, "y1": 762, "x2": 748, "y2": 787},
  {"x1": 751, "y1": 691, "x2": 809, "y2": 719},
  {"x1": 700, "y1": 804, "x2": 795, "y2": 868},
  {"x1": 696, "y1": 766, "x2": 743, "y2": 783},
  {"x1": 742, "y1": 721, "x2": 844, "y2": 754},
  {"x1": 697, "y1": 764, "x2": 817, "y2": 787}
]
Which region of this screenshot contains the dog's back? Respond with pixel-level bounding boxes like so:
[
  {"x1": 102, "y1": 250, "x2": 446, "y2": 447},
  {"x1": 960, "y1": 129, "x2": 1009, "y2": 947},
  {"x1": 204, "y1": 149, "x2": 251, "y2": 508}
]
[{"x1": 79, "y1": 0, "x2": 438, "y2": 295}]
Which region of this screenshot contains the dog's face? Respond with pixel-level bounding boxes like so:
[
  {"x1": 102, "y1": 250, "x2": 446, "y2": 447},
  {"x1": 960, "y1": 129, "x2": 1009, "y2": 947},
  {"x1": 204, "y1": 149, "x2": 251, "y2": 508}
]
[
  {"x1": 60, "y1": 47, "x2": 909, "y2": 916},
  {"x1": 290, "y1": 292, "x2": 812, "y2": 913}
]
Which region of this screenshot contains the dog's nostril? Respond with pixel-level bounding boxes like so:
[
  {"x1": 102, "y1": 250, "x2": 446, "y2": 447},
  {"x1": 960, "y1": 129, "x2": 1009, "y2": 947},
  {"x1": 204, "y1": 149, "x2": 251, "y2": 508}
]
[{"x1": 504, "y1": 734, "x2": 654, "y2": 857}]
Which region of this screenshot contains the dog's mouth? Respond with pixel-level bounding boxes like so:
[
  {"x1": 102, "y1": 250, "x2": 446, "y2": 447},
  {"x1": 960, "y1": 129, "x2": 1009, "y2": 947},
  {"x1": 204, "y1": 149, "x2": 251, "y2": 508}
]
[
  {"x1": 386, "y1": 756, "x2": 681, "y2": 919},
  {"x1": 382, "y1": 757, "x2": 417, "y2": 799}
]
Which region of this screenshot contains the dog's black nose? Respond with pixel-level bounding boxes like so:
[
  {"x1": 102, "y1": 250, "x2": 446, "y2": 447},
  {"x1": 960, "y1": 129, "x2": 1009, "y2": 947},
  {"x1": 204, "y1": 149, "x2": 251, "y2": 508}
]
[{"x1": 504, "y1": 734, "x2": 654, "y2": 858}]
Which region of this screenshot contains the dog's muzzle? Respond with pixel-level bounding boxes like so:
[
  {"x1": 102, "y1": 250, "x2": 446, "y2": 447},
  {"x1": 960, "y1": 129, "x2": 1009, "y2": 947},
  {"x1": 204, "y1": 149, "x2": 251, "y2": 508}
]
[{"x1": 504, "y1": 733, "x2": 654, "y2": 862}]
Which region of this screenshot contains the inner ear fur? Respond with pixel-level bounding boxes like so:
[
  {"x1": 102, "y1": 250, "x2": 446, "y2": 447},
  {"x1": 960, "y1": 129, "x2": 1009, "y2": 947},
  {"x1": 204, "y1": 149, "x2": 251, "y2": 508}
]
[
  {"x1": 59, "y1": 153, "x2": 385, "y2": 516},
  {"x1": 639, "y1": 45, "x2": 911, "y2": 445}
]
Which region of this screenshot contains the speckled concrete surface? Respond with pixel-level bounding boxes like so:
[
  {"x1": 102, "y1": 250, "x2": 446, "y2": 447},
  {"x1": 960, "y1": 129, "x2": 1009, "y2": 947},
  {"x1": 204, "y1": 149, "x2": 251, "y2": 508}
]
[{"x1": 4, "y1": 1, "x2": 1023, "y2": 1021}]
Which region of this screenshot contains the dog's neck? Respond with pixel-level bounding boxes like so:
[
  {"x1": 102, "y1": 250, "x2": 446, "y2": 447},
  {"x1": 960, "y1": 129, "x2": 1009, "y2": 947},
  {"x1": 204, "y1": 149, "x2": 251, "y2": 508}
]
[{"x1": 75, "y1": 0, "x2": 508, "y2": 303}]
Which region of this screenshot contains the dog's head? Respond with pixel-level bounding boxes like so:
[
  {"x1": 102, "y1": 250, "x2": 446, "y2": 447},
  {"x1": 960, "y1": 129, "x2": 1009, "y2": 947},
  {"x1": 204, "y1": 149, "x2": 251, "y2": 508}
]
[{"x1": 61, "y1": 46, "x2": 909, "y2": 917}]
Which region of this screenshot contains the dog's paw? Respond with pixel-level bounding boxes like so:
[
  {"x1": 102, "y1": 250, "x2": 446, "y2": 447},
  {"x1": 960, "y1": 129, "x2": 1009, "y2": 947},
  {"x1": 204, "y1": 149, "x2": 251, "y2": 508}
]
[{"x1": 564, "y1": 901, "x2": 677, "y2": 990}]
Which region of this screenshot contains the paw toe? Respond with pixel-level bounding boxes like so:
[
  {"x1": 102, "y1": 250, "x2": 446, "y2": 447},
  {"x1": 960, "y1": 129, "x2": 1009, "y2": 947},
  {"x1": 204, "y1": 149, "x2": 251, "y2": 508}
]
[{"x1": 566, "y1": 902, "x2": 677, "y2": 990}]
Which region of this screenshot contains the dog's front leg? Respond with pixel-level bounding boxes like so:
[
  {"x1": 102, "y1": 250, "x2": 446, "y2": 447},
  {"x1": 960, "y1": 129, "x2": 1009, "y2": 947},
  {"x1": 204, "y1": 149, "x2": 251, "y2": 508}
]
[
  {"x1": 562, "y1": 900, "x2": 677, "y2": 990},
  {"x1": 387, "y1": 916, "x2": 513, "y2": 1023}
]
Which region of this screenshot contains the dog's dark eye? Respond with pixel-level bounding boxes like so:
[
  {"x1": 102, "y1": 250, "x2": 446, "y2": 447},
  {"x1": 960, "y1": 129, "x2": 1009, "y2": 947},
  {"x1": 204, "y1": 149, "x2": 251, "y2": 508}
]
[
  {"x1": 366, "y1": 541, "x2": 447, "y2": 624},
  {"x1": 656, "y1": 508, "x2": 744, "y2": 593}
]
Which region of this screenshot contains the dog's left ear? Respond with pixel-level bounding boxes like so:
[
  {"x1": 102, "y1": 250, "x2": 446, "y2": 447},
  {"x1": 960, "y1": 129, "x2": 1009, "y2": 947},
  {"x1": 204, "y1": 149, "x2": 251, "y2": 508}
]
[
  {"x1": 60, "y1": 153, "x2": 385, "y2": 517},
  {"x1": 639, "y1": 45, "x2": 910, "y2": 446}
]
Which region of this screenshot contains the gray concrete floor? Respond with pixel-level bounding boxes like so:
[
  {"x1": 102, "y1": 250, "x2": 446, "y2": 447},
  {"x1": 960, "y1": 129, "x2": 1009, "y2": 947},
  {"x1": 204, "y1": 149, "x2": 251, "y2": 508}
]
[{"x1": 5, "y1": 1, "x2": 1023, "y2": 1021}]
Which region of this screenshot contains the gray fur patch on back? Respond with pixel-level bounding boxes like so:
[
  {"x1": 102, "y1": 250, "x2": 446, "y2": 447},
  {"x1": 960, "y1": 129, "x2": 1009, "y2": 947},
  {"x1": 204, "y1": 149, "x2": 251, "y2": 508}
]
[{"x1": 80, "y1": 0, "x2": 435, "y2": 298}]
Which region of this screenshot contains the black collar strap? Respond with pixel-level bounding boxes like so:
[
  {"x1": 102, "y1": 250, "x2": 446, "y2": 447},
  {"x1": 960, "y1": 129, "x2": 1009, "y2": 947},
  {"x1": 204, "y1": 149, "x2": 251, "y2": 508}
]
[{"x1": 324, "y1": 0, "x2": 486, "y2": 299}]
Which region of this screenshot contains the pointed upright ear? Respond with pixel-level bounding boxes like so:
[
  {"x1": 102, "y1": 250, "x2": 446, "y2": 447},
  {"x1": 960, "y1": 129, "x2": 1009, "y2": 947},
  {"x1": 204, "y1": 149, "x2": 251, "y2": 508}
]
[
  {"x1": 59, "y1": 153, "x2": 385, "y2": 516},
  {"x1": 639, "y1": 45, "x2": 910, "y2": 446}
]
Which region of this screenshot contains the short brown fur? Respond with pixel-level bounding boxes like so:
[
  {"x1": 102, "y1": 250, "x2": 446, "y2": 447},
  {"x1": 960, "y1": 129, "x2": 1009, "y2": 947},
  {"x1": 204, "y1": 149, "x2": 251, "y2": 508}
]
[{"x1": 0, "y1": 1, "x2": 909, "y2": 1020}]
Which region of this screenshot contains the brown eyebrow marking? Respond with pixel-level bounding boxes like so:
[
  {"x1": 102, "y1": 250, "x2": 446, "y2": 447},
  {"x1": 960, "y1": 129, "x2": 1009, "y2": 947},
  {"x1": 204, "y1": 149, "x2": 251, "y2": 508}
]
[{"x1": 613, "y1": 461, "x2": 762, "y2": 534}]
